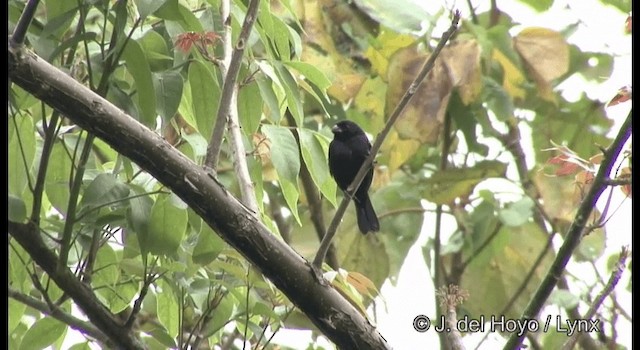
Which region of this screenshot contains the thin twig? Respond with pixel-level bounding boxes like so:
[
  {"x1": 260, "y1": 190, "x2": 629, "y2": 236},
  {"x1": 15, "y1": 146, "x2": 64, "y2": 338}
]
[
  {"x1": 29, "y1": 4, "x2": 90, "y2": 224},
  {"x1": 58, "y1": 133, "x2": 95, "y2": 270},
  {"x1": 9, "y1": 287, "x2": 114, "y2": 347},
  {"x1": 219, "y1": 0, "x2": 259, "y2": 212},
  {"x1": 205, "y1": 0, "x2": 262, "y2": 168},
  {"x1": 561, "y1": 246, "x2": 629, "y2": 350},
  {"x1": 503, "y1": 111, "x2": 631, "y2": 350},
  {"x1": 9, "y1": 0, "x2": 40, "y2": 47},
  {"x1": 313, "y1": 10, "x2": 461, "y2": 268},
  {"x1": 434, "y1": 111, "x2": 454, "y2": 348},
  {"x1": 603, "y1": 177, "x2": 632, "y2": 186}
]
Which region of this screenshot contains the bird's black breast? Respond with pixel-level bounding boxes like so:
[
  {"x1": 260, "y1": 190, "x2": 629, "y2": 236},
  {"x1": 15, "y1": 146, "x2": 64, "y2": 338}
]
[{"x1": 328, "y1": 139, "x2": 357, "y2": 190}]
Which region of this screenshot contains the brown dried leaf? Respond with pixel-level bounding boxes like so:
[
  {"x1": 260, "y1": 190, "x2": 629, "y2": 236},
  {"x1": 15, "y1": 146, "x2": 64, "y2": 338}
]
[
  {"x1": 514, "y1": 28, "x2": 569, "y2": 102},
  {"x1": 439, "y1": 40, "x2": 482, "y2": 105},
  {"x1": 386, "y1": 45, "x2": 451, "y2": 145}
]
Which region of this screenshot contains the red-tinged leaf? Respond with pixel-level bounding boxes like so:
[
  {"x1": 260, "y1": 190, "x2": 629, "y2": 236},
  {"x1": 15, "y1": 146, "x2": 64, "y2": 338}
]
[
  {"x1": 546, "y1": 155, "x2": 581, "y2": 176},
  {"x1": 625, "y1": 15, "x2": 632, "y2": 34},
  {"x1": 201, "y1": 31, "x2": 220, "y2": 46},
  {"x1": 175, "y1": 32, "x2": 199, "y2": 53},
  {"x1": 547, "y1": 154, "x2": 569, "y2": 165},
  {"x1": 607, "y1": 85, "x2": 632, "y2": 107},
  {"x1": 555, "y1": 161, "x2": 581, "y2": 176}
]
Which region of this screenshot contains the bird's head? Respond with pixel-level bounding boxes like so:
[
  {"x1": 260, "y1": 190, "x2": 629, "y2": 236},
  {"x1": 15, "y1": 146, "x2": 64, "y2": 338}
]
[{"x1": 331, "y1": 120, "x2": 365, "y2": 140}]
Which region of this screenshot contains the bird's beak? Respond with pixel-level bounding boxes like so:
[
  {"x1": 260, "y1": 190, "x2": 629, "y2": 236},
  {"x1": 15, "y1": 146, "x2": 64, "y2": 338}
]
[{"x1": 331, "y1": 125, "x2": 341, "y2": 134}]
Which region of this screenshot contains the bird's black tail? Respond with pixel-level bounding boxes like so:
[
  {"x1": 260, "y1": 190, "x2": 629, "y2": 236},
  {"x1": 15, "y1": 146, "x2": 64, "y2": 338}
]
[{"x1": 355, "y1": 195, "x2": 379, "y2": 234}]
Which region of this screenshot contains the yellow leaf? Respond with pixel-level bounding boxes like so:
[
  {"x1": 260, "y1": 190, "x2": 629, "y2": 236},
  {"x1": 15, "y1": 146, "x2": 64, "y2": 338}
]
[
  {"x1": 354, "y1": 77, "x2": 387, "y2": 122},
  {"x1": 365, "y1": 30, "x2": 416, "y2": 78},
  {"x1": 382, "y1": 130, "x2": 421, "y2": 174},
  {"x1": 346, "y1": 271, "x2": 380, "y2": 299},
  {"x1": 491, "y1": 49, "x2": 526, "y2": 100}
]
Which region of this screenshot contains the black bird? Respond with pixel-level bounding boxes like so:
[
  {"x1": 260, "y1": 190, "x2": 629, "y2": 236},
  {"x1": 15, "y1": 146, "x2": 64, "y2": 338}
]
[{"x1": 328, "y1": 120, "x2": 380, "y2": 234}]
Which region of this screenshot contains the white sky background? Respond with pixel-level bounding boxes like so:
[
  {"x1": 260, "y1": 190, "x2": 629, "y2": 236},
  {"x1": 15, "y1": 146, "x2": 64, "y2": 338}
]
[
  {"x1": 372, "y1": 1, "x2": 632, "y2": 350},
  {"x1": 54, "y1": 0, "x2": 630, "y2": 349}
]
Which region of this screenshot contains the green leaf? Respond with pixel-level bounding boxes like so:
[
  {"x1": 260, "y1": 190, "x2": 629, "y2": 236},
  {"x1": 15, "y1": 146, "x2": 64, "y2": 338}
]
[
  {"x1": 203, "y1": 294, "x2": 235, "y2": 337},
  {"x1": 153, "y1": 71, "x2": 184, "y2": 124},
  {"x1": 19, "y1": 317, "x2": 66, "y2": 350},
  {"x1": 8, "y1": 298, "x2": 26, "y2": 334},
  {"x1": 92, "y1": 245, "x2": 138, "y2": 313},
  {"x1": 531, "y1": 97, "x2": 612, "y2": 163},
  {"x1": 272, "y1": 62, "x2": 303, "y2": 125},
  {"x1": 189, "y1": 60, "x2": 220, "y2": 139},
  {"x1": 283, "y1": 61, "x2": 332, "y2": 90},
  {"x1": 248, "y1": 156, "x2": 264, "y2": 213},
  {"x1": 481, "y1": 76, "x2": 514, "y2": 121},
  {"x1": 8, "y1": 194, "x2": 27, "y2": 222},
  {"x1": 127, "y1": 189, "x2": 154, "y2": 236},
  {"x1": 498, "y1": 196, "x2": 535, "y2": 227},
  {"x1": 270, "y1": 14, "x2": 292, "y2": 59},
  {"x1": 597, "y1": 0, "x2": 631, "y2": 12},
  {"x1": 193, "y1": 222, "x2": 225, "y2": 265},
  {"x1": 78, "y1": 173, "x2": 130, "y2": 217},
  {"x1": 351, "y1": 0, "x2": 434, "y2": 34},
  {"x1": 157, "y1": 280, "x2": 180, "y2": 338},
  {"x1": 568, "y1": 45, "x2": 614, "y2": 82},
  {"x1": 44, "y1": 141, "x2": 73, "y2": 215},
  {"x1": 155, "y1": 0, "x2": 204, "y2": 32},
  {"x1": 255, "y1": 74, "x2": 282, "y2": 123},
  {"x1": 181, "y1": 132, "x2": 208, "y2": 158},
  {"x1": 134, "y1": 0, "x2": 170, "y2": 20},
  {"x1": 461, "y1": 222, "x2": 554, "y2": 321},
  {"x1": 140, "y1": 194, "x2": 188, "y2": 255},
  {"x1": 517, "y1": 0, "x2": 553, "y2": 12},
  {"x1": 548, "y1": 289, "x2": 580, "y2": 309},
  {"x1": 422, "y1": 160, "x2": 508, "y2": 205},
  {"x1": 42, "y1": 0, "x2": 77, "y2": 39},
  {"x1": 449, "y1": 92, "x2": 488, "y2": 156},
  {"x1": 9, "y1": 114, "x2": 35, "y2": 197},
  {"x1": 9, "y1": 244, "x2": 31, "y2": 293},
  {"x1": 139, "y1": 30, "x2": 172, "y2": 72},
  {"x1": 575, "y1": 223, "x2": 606, "y2": 262},
  {"x1": 238, "y1": 81, "x2": 263, "y2": 134},
  {"x1": 48, "y1": 32, "x2": 97, "y2": 61},
  {"x1": 261, "y1": 125, "x2": 301, "y2": 224},
  {"x1": 298, "y1": 129, "x2": 337, "y2": 207},
  {"x1": 122, "y1": 39, "x2": 157, "y2": 126},
  {"x1": 177, "y1": 79, "x2": 198, "y2": 129},
  {"x1": 93, "y1": 244, "x2": 120, "y2": 288},
  {"x1": 67, "y1": 343, "x2": 93, "y2": 350},
  {"x1": 372, "y1": 178, "x2": 423, "y2": 284}
]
